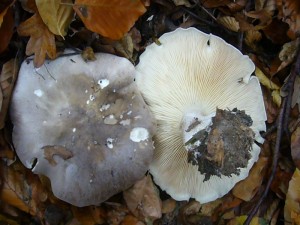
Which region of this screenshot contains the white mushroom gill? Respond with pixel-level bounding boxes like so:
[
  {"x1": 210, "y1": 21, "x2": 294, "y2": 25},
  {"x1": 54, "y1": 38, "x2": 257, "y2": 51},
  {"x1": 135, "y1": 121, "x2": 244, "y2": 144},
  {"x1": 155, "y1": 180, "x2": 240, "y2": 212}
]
[{"x1": 135, "y1": 27, "x2": 267, "y2": 204}]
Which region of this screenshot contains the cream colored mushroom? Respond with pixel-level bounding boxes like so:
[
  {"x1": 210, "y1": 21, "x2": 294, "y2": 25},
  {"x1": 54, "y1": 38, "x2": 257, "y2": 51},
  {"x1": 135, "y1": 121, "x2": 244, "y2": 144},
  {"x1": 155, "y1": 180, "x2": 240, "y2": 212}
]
[
  {"x1": 135, "y1": 28, "x2": 266, "y2": 203},
  {"x1": 10, "y1": 51, "x2": 156, "y2": 207}
]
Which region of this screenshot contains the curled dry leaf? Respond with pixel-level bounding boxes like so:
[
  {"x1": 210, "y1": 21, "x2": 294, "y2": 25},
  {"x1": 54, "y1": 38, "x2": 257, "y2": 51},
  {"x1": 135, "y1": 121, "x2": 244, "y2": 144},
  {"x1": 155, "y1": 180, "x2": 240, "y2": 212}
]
[
  {"x1": 35, "y1": 0, "x2": 74, "y2": 37},
  {"x1": 278, "y1": 38, "x2": 300, "y2": 72},
  {"x1": 73, "y1": 0, "x2": 146, "y2": 40},
  {"x1": 123, "y1": 175, "x2": 162, "y2": 221},
  {"x1": 217, "y1": 16, "x2": 240, "y2": 32},
  {"x1": 255, "y1": 0, "x2": 276, "y2": 13},
  {"x1": 291, "y1": 127, "x2": 300, "y2": 169},
  {"x1": 245, "y1": 9, "x2": 273, "y2": 29},
  {"x1": 255, "y1": 67, "x2": 281, "y2": 107},
  {"x1": 232, "y1": 156, "x2": 268, "y2": 201},
  {"x1": 0, "y1": 59, "x2": 18, "y2": 129},
  {"x1": 17, "y1": 12, "x2": 56, "y2": 67},
  {"x1": 284, "y1": 168, "x2": 300, "y2": 225}
]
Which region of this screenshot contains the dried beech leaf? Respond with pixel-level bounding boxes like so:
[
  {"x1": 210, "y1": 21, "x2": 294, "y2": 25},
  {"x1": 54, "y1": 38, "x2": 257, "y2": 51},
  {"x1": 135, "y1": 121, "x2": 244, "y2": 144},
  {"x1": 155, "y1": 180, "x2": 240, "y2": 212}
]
[
  {"x1": 232, "y1": 156, "x2": 268, "y2": 201},
  {"x1": 284, "y1": 168, "x2": 300, "y2": 225},
  {"x1": 200, "y1": 0, "x2": 231, "y2": 8},
  {"x1": 255, "y1": 67, "x2": 281, "y2": 106},
  {"x1": 42, "y1": 145, "x2": 73, "y2": 166},
  {"x1": 73, "y1": 0, "x2": 146, "y2": 40},
  {"x1": 291, "y1": 127, "x2": 300, "y2": 169},
  {"x1": 123, "y1": 175, "x2": 162, "y2": 220},
  {"x1": 278, "y1": 38, "x2": 300, "y2": 72},
  {"x1": 36, "y1": 0, "x2": 74, "y2": 37},
  {"x1": 162, "y1": 199, "x2": 177, "y2": 214},
  {"x1": 0, "y1": 59, "x2": 18, "y2": 129},
  {"x1": 245, "y1": 9, "x2": 273, "y2": 29},
  {"x1": 17, "y1": 12, "x2": 56, "y2": 67},
  {"x1": 217, "y1": 16, "x2": 240, "y2": 32},
  {"x1": 0, "y1": 162, "x2": 48, "y2": 216},
  {"x1": 19, "y1": 0, "x2": 37, "y2": 12}
]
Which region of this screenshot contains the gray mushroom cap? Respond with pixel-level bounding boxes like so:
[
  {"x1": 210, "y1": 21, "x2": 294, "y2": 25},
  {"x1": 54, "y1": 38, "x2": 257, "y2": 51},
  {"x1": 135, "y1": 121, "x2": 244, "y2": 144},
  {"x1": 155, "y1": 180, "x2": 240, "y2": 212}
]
[{"x1": 10, "y1": 51, "x2": 156, "y2": 207}]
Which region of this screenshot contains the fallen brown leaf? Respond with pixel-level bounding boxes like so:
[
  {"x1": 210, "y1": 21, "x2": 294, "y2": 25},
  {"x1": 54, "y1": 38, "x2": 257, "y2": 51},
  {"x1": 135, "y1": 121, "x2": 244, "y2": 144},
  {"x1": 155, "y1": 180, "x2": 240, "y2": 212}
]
[
  {"x1": 71, "y1": 206, "x2": 106, "y2": 225},
  {"x1": 73, "y1": 0, "x2": 146, "y2": 40},
  {"x1": 217, "y1": 16, "x2": 240, "y2": 32},
  {"x1": 17, "y1": 12, "x2": 56, "y2": 67},
  {"x1": 0, "y1": 59, "x2": 18, "y2": 129},
  {"x1": 123, "y1": 175, "x2": 162, "y2": 221},
  {"x1": 232, "y1": 156, "x2": 268, "y2": 201},
  {"x1": 36, "y1": 0, "x2": 74, "y2": 37},
  {"x1": 42, "y1": 145, "x2": 73, "y2": 166},
  {"x1": 0, "y1": 0, "x2": 14, "y2": 26},
  {"x1": 284, "y1": 168, "x2": 300, "y2": 225},
  {"x1": 278, "y1": 38, "x2": 300, "y2": 72}
]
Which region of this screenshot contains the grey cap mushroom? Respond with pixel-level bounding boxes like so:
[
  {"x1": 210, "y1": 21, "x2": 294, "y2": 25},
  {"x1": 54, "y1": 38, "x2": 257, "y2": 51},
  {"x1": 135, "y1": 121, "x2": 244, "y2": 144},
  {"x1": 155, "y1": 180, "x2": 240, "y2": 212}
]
[
  {"x1": 10, "y1": 51, "x2": 156, "y2": 207},
  {"x1": 135, "y1": 28, "x2": 267, "y2": 203}
]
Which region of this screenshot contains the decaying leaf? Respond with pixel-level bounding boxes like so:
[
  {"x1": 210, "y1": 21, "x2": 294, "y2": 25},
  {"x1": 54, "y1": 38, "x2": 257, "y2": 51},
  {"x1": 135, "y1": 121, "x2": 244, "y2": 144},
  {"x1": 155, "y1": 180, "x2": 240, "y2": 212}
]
[
  {"x1": 42, "y1": 145, "x2": 73, "y2": 166},
  {"x1": 81, "y1": 46, "x2": 96, "y2": 62},
  {"x1": 113, "y1": 34, "x2": 134, "y2": 61},
  {"x1": 35, "y1": 0, "x2": 74, "y2": 37},
  {"x1": 217, "y1": 16, "x2": 240, "y2": 32},
  {"x1": 232, "y1": 156, "x2": 268, "y2": 201},
  {"x1": 0, "y1": 162, "x2": 48, "y2": 217},
  {"x1": 73, "y1": 0, "x2": 146, "y2": 40},
  {"x1": 17, "y1": 12, "x2": 56, "y2": 67},
  {"x1": 255, "y1": 67, "x2": 281, "y2": 107},
  {"x1": 284, "y1": 168, "x2": 300, "y2": 225},
  {"x1": 291, "y1": 127, "x2": 300, "y2": 169},
  {"x1": 123, "y1": 175, "x2": 162, "y2": 221},
  {"x1": 162, "y1": 199, "x2": 177, "y2": 214},
  {"x1": 278, "y1": 38, "x2": 300, "y2": 72},
  {"x1": 0, "y1": 59, "x2": 18, "y2": 129}
]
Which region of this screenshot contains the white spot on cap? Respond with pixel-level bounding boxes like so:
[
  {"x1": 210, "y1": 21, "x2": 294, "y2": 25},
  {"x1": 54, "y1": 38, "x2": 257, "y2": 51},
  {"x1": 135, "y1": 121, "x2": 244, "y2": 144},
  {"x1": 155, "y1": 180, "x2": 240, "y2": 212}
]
[
  {"x1": 72, "y1": 128, "x2": 76, "y2": 132},
  {"x1": 104, "y1": 114, "x2": 118, "y2": 125},
  {"x1": 34, "y1": 89, "x2": 43, "y2": 97},
  {"x1": 100, "y1": 104, "x2": 110, "y2": 112},
  {"x1": 85, "y1": 89, "x2": 88, "y2": 93},
  {"x1": 130, "y1": 127, "x2": 149, "y2": 142},
  {"x1": 86, "y1": 100, "x2": 90, "y2": 105},
  {"x1": 106, "y1": 138, "x2": 114, "y2": 149},
  {"x1": 120, "y1": 119, "x2": 131, "y2": 126},
  {"x1": 147, "y1": 15, "x2": 154, "y2": 21},
  {"x1": 98, "y1": 79, "x2": 109, "y2": 89},
  {"x1": 127, "y1": 111, "x2": 132, "y2": 115}
]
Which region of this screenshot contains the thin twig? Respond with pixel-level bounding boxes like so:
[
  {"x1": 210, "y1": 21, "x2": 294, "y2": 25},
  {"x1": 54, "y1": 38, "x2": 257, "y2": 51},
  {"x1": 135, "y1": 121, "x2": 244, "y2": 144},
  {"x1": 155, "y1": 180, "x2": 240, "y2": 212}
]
[{"x1": 244, "y1": 50, "x2": 300, "y2": 225}]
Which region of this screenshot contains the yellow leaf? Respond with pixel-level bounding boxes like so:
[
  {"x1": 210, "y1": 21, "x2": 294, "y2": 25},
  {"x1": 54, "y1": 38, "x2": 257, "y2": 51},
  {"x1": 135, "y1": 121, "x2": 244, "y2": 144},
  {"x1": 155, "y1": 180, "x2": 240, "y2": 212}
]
[
  {"x1": 35, "y1": 0, "x2": 74, "y2": 37},
  {"x1": 217, "y1": 16, "x2": 240, "y2": 32},
  {"x1": 73, "y1": 0, "x2": 146, "y2": 40},
  {"x1": 255, "y1": 67, "x2": 281, "y2": 106}
]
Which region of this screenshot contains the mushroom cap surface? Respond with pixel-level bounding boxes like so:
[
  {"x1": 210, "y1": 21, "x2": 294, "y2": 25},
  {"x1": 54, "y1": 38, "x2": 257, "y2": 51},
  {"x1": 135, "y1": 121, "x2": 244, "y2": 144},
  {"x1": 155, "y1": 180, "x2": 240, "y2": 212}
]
[
  {"x1": 11, "y1": 51, "x2": 156, "y2": 207},
  {"x1": 135, "y1": 28, "x2": 267, "y2": 203}
]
